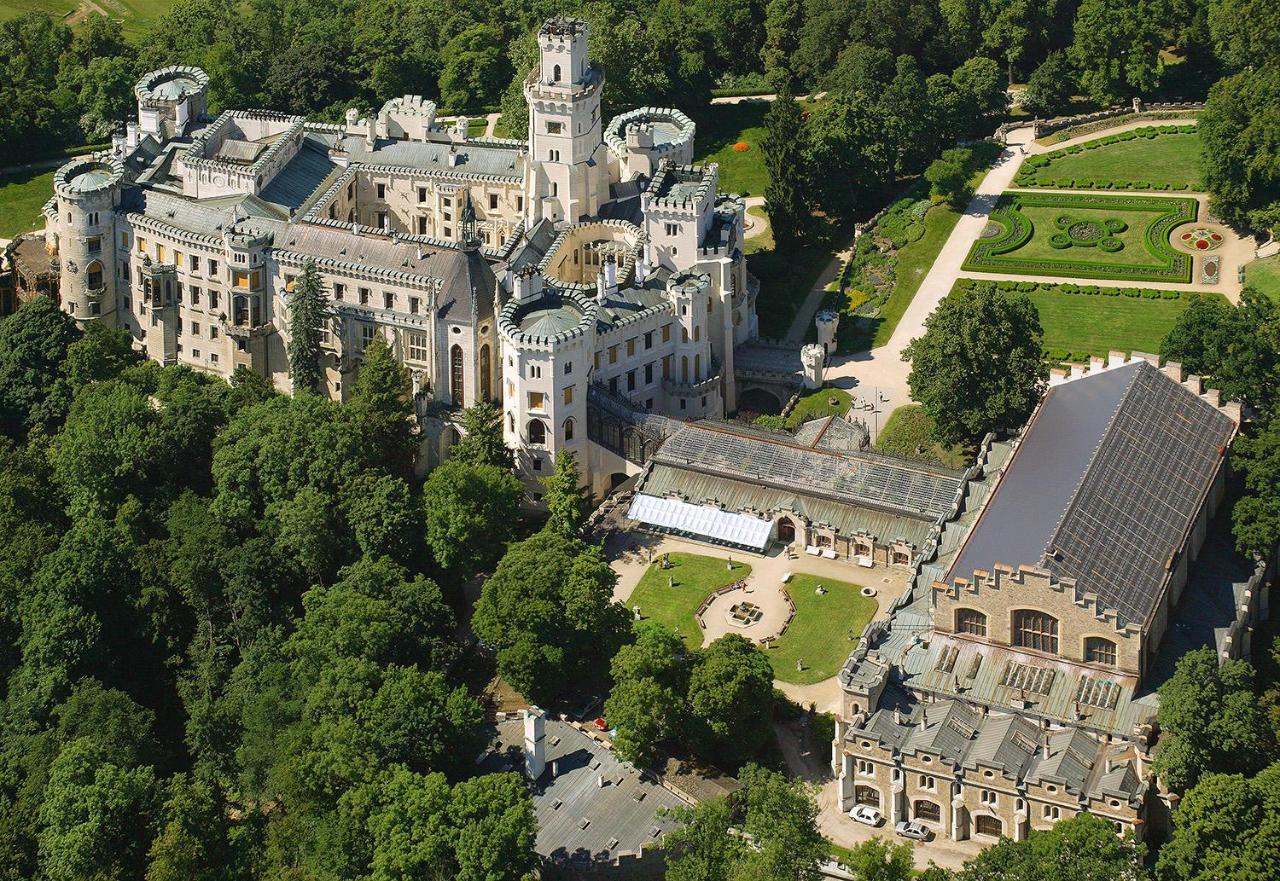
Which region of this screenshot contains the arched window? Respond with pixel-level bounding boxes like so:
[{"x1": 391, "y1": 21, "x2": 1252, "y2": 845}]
[
  {"x1": 450, "y1": 344, "x2": 464, "y2": 405},
  {"x1": 1012, "y1": 610, "x2": 1059, "y2": 654},
  {"x1": 527, "y1": 419, "x2": 547, "y2": 445},
  {"x1": 955, "y1": 609, "x2": 988, "y2": 637},
  {"x1": 975, "y1": 815, "x2": 1003, "y2": 837},
  {"x1": 552, "y1": 63, "x2": 561, "y2": 82},
  {"x1": 854, "y1": 786, "x2": 880, "y2": 807},
  {"x1": 1084, "y1": 636, "x2": 1118, "y2": 667},
  {"x1": 776, "y1": 517, "x2": 795, "y2": 544},
  {"x1": 914, "y1": 801, "x2": 941, "y2": 823},
  {"x1": 479, "y1": 344, "x2": 491, "y2": 401},
  {"x1": 681, "y1": 356, "x2": 689, "y2": 383},
  {"x1": 563, "y1": 417, "x2": 575, "y2": 441},
  {"x1": 86, "y1": 260, "x2": 103, "y2": 290}
]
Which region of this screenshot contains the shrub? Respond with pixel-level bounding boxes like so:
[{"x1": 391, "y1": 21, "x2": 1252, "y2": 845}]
[
  {"x1": 1124, "y1": 288, "x2": 1141, "y2": 297},
  {"x1": 1049, "y1": 233, "x2": 1071, "y2": 249},
  {"x1": 1099, "y1": 237, "x2": 1123, "y2": 252},
  {"x1": 1162, "y1": 289, "x2": 1180, "y2": 299},
  {"x1": 1055, "y1": 214, "x2": 1075, "y2": 228},
  {"x1": 1016, "y1": 281, "x2": 1038, "y2": 291},
  {"x1": 1134, "y1": 182, "x2": 1151, "y2": 190}
]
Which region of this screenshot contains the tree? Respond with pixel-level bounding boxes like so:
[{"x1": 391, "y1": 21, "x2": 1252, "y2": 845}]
[
  {"x1": 1232, "y1": 420, "x2": 1280, "y2": 558},
  {"x1": 0, "y1": 296, "x2": 80, "y2": 438},
  {"x1": 1160, "y1": 294, "x2": 1233, "y2": 376},
  {"x1": 365, "y1": 767, "x2": 456, "y2": 881},
  {"x1": 761, "y1": 83, "x2": 812, "y2": 244},
  {"x1": 472, "y1": 530, "x2": 629, "y2": 702},
  {"x1": 1208, "y1": 0, "x2": 1280, "y2": 71},
  {"x1": 541, "y1": 450, "x2": 591, "y2": 538},
  {"x1": 804, "y1": 92, "x2": 893, "y2": 220},
  {"x1": 1156, "y1": 762, "x2": 1280, "y2": 881},
  {"x1": 350, "y1": 334, "x2": 415, "y2": 475},
  {"x1": 37, "y1": 737, "x2": 160, "y2": 881},
  {"x1": 925, "y1": 156, "x2": 970, "y2": 207},
  {"x1": 63, "y1": 322, "x2": 138, "y2": 390},
  {"x1": 662, "y1": 796, "x2": 742, "y2": 881},
  {"x1": 145, "y1": 775, "x2": 235, "y2": 881},
  {"x1": 687, "y1": 635, "x2": 774, "y2": 765},
  {"x1": 1069, "y1": 0, "x2": 1164, "y2": 104},
  {"x1": 341, "y1": 472, "x2": 425, "y2": 567},
  {"x1": 450, "y1": 400, "x2": 514, "y2": 470},
  {"x1": 1153, "y1": 647, "x2": 1277, "y2": 793},
  {"x1": 760, "y1": 0, "x2": 801, "y2": 91},
  {"x1": 956, "y1": 812, "x2": 1144, "y2": 880},
  {"x1": 736, "y1": 765, "x2": 827, "y2": 881},
  {"x1": 450, "y1": 772, "x2": 538, "y2": 881},
  {"x1": 837, "y1": 838, "x2": 915, "y2": 881},
  {"x1": 421, "y1": 459, "x2": 522, "y2": 578},
  {"x1": 1199, "y1": 65, "x2": 1280, "y2": 231},
  {"x1": 286, "y1": 259, "x2": 332, "y2": 395},
  {"x1": 438, "y1": 24, "x2": 508, "y2": 112},
  {"x1": 950, "y1": 56, "x2": 1007, "y2": 138},
  {"x1": 604, "y1": 622, "x2": 691, "y2": 764},
  {"x1": 1216, "y1": 289, "x2": 1280, "y2": 415},
  {"x1": 1021, "y1": 51, "x2": 1076, "y2": 118},
  {"x1": 903, "y1": 282, "x2": 1047, "y2": 445}
]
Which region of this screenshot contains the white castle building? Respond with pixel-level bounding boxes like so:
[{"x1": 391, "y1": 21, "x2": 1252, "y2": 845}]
[{"x1": 39, "y1": 18, "x2": 820, "y2": 497}]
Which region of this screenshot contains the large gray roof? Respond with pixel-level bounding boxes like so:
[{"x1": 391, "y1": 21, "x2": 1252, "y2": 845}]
[
  {"x1": 339, "y1": 135, "x2": 523, "y2": 179},
  {"x1": 948, "y1": 362, "x2": 1234, "y2": 627}
]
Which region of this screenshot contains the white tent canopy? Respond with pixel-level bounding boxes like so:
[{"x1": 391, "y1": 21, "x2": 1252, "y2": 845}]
[{"x1": 626, "y1": 494, "x2": 773, "y2": 551}]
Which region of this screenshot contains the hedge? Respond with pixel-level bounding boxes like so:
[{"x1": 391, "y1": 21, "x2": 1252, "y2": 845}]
[
  {"x1": 1014, "y1": 125, "x2": 1200, "y2": 192},
  {"x1": 962, "y1": 191, "x2": 1198, "y2": 283}
]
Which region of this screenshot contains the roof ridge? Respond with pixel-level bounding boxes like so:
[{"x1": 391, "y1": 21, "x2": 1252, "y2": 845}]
[{"x1": 1039, "y1": 361, "x2": 1145, "y2": 568}]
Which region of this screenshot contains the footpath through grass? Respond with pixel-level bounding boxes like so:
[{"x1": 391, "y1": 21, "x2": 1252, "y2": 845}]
[
  {"x1": 0, "y1": 169, "x2": 55, "y2": 240},
  {"x1": 626, "y1": 553, "x2": 752, "y2": 648},
  {"x1": 769, "y1": 574, "x2": 875, "y2": 685}
]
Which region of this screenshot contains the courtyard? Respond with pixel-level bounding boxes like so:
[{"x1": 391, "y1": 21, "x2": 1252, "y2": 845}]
[{"x1": 610, "y1": 536, "x2": 891, "y2": 688}]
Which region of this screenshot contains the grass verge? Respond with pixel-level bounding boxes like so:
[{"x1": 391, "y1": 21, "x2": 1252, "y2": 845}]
[
  {"x1": 0, "y1": 168, "x2": 55, "y2": 240},
  {"x1": 874, "y1": 405, "x2": 971, "y2": 469}
]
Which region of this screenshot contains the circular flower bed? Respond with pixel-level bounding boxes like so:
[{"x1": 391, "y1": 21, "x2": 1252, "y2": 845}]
[
  {"x1": 732, "y1": 141, "x2": 750, "y2": 152},
  {"x1": 1049, "y1": 233, "x2": 1072, "y2": 249},
  {"x1": 1068, "y1": 221, "x2": 1105, "y2": 244},
  {"x1": 1179, "y1": 227, "x2": 1224, "y2": 251},
  {"x1": 1105, "y1": 218, "x2": 1128, "y2": 234},
  {"x1": 1055, "y1": 214, "x2": 1075, "y2": 228},
  {"x1": 1099, "y1": 237, "x2": 1123, "y2": 252}
]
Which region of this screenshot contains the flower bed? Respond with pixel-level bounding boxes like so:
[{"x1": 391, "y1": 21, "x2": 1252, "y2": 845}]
[{"x1": 963, "y1": 191, "x2": 1198, "y2": 283}]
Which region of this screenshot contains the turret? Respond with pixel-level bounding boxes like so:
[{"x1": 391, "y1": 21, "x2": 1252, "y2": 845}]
[
  {"x1": 801, "y1": 343, "x2": 825, "y2": 389},
  {"x1": 663, "y1": 272, "x2": 722, "y2": 419},
  {"x1": 134, "y1": 66, "x2": 209, "y2": 141},
  {"x1": 52, "y1": 155, "x2": 125, "y2": 327},
  {"x1": 815, "y1": 309, "x2": 839, "y2": 357}
]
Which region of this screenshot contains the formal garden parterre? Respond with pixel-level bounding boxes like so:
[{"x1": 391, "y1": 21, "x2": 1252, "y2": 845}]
[{"x1": 963, "y1": 191, "x2": 1198, "y2": 283}]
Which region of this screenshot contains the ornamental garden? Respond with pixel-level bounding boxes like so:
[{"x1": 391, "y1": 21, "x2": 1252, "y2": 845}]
[{"x1": 964, "y1": 191, "x2": 1198, "y2": 282}]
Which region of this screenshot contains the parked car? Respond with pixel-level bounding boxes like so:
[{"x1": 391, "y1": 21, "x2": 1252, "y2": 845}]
[
  {"x1": 848, "y1": 805, "x2": 883, "y2": 827},
  {"x1": 895, "y1": 820, "x2": 932, "y2": 841}
]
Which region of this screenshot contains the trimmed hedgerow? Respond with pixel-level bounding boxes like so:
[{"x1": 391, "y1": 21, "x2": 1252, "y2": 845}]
[
  {"x1": 1013, "y1": 125, "x2": 1201, "y2": 191},
  {"x1": 963, "y1": 191, "x2": 1198, "y2": 282}
]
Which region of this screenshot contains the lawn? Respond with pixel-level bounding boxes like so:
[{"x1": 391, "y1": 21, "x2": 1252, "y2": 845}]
[
  {"x1": 1, "y1": 0, "x2": 177, "y2": 38},
  {"x1": 950, "y1": 278, "x2": 1227, "y2": 360},
  {"x1": 1016, "y1": 126, "x2": 1203, "y2": 191},
  {"x1": 874, "y1": 405, "x2": 971, "y2": 469},
  {"x1": 783, "y1": 386, "x2": 852, "y2": 428},
  {"x1": 1245, "y1": 256, "x2": 1280, "y2": 303},
  {"x1": 964, "y1": 191, "x2": 1197, "y2": 283},
  {"x1": 626, "y1": 553, "x2": 752, "y2": 648},
  {"x1": 748, "y1": 220, "x2": 850, "y2": 339},
  {"x1": 0, "y1": 169, "x2": 55, "y2": 240},
  {"x1": 688, "y1": 102, "x2": 770, "y2": 196},
  {"x1": 768, "y1": 574, "x2": 876, "y2": 685}
]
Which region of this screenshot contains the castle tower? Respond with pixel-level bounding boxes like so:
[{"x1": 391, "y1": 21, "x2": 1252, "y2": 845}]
[
  {"x1": 53, "y1": 156, "x2": 125, "y2": 328},
  {"x1": 801, "y1": 343, "x2": 825, "y2": 390},
  {"x1": 523, "y1": 18, "x2": 608, "y2": 224},
  {"x1": 815, "y1": 309, "x2": 839, "y2": 357},
  {"x1": 664, "y1": 272, "x2": 722, "y2": 419},
  {"x1": 133, "y1": 66, "x2": 209, "y2": 143},
  {"x1": 498, "y1": 276, "x2": 597, "y2": 498}
]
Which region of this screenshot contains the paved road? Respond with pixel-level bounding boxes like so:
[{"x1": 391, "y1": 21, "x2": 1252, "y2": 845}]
[{"x1": 818, "y1": 126, "x2": 1035, "y2": 439}]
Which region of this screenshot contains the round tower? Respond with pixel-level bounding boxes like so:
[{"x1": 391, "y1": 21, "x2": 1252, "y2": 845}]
[
  {"x1": 815, "y1": 309, "x2": 840, "y2": 357},
  {"x1": 498, "y1": 276, "x2": 598, "y2": 499},
  {"x1": 134, "y1": 66, "x2": 209, "y2": 142},
  {"x1": 53, "y1": 155, "x2": 125, "y2": 326},
  {"x1": 801, "y1": 344, "x2": 825, "y2": 390}
]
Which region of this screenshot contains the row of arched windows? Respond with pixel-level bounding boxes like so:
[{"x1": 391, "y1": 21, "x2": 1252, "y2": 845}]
[
  {"x1": 524, "y1": 417, "x2": 575, "y2": 446},
  {"x1": 953, "y1": 608, "x2": 1118, "y2": 666}
]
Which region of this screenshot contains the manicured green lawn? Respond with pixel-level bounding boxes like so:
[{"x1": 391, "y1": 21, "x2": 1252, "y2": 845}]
[
  {"x1": 744, "y1": 206, "x2": 773, "y2": 255},
  {"x1": 689, "y1": 102, "x2": 769, "y2": 196},
  {"x1": 1, "y1": 0, "x2": 176, "y2": 38},
  {"x1": 0, "y1": 169, "x2": 55, "y2": 240},
  {"x1": 626, "y1": 553, "x2": 752, "y2": 648},
  {"x1": 1016, "y1": 127, "x2": 1202, "y2": 190},
  {"x1": 950, "y1": 278, "x2": 1227, "y2": 360},
  {"x1": 784, "y1": 386, "x2": 852, "y2": 428},
  {"x1": 1245, "y1": 256, "x2": 1280, "y2": 303},
  {"x1": 769, "y1": 574, "x2": 876, "y2": 685},
  {"x1": 964, "y1": 192, "x2": 1197, "y2": 283},
  {"x1": 874, "y1": 405, "x2": 971, "y2": 469}
]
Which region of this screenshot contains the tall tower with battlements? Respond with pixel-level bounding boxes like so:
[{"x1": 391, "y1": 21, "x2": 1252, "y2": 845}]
[{"x1": 523, "y1": 18, "x2": 609, "y2": 225}]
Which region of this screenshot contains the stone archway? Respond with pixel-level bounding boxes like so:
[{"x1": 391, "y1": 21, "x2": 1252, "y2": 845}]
[
  {"x1": 777, "y1": 516, "x2": 796, "y2": 544},
  {"x1": 737, "y1": 386, "x2": 784, "y2": 416},
  {"x1": 855, "y1": 786, "x2": 881, "y2": 807}
]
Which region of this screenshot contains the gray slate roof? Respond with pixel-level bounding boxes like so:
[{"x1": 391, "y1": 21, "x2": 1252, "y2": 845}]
[
  {"x1": 339, "y1": 135, "x2": 523, "y2": 179},
  {"x1": 948, "y1": 362, "x2": 1234, "y2": 628}
]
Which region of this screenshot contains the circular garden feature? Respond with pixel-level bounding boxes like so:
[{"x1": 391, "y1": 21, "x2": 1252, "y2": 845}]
[
  {"x1": 1048, "y1": 214, "x2": 1125, "y2": 252},
  {"x1": 1178, "y1": 227, "x2": 1225, "y2": 252}
]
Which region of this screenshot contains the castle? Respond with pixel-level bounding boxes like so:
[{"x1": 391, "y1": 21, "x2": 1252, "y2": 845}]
[{"x1": 39, "y1": 18, "x2": 809, "y2": 497}]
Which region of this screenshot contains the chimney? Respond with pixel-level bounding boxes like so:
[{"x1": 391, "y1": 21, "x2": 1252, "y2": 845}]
[
  {"x1": 524, "y1": 707, "x2": 546, "y2": 780},
  {"x1": 448, "y1": 146, "x2": 460, "y2": 167},
  {"x1": 365, "y1": 115, "x2": 376, "y2": 147},
  {"x1": 634, "y1": 248, "x2": 648, "y2": 284},
  {"x1": 596, "y1": 269, "x2": 608, "y2": 303},
  {"x1": 1042, "y1": 740, "x2": 1050, "y2": 760}
]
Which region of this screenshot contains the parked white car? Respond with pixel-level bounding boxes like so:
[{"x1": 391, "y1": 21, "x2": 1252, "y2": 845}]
[
  {"x1": 895, "y1": 820, "x2": 933, "y2": 841},
  {"x1": 848, "y1": 805, "x2": 883, "y2": 827}
]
